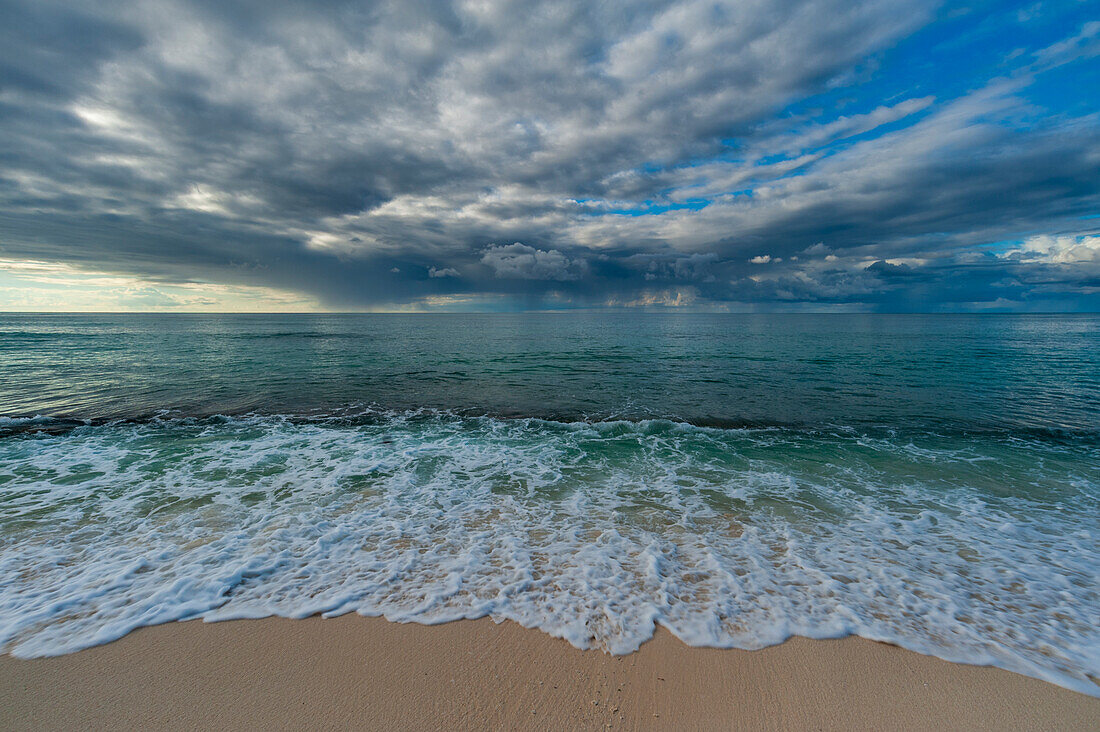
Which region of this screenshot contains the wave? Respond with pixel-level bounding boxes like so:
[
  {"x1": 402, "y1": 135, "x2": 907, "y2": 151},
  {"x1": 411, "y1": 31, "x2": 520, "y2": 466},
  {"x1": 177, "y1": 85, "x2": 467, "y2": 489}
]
[
  {"x1": 0, "y1": 412, "x2": 1097, "y2": 696},
  {"x1": 4, "y1": 408, "x2": 1100, "y2": 441}
]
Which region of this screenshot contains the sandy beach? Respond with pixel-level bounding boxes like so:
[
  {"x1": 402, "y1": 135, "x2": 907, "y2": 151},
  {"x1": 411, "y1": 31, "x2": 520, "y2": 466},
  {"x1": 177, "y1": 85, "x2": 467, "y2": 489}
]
[{"x1": 1, "y1": 616, "x2": 1096, "y2": 731}]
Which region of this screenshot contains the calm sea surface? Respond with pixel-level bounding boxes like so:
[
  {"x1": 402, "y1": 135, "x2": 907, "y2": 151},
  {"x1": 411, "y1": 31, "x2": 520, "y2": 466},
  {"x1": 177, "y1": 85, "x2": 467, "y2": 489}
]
[
  {"x1": 1, "y1": 314, "x2": 1098, "y2": 694},
  {"x1": 3, "y1": 313, "x2": 1099, "y2": 429}
]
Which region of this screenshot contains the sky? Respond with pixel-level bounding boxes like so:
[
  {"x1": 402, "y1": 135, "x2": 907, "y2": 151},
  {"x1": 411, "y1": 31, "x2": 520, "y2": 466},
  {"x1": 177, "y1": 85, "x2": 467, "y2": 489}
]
[{"x1": 0, "y1": 0, "x2": 1098, "y2": 312}]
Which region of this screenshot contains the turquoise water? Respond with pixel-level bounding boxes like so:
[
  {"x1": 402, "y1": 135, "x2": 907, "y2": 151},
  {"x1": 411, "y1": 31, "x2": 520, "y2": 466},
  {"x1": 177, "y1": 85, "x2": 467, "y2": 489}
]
[{"x1": 0, "y1": 314, "x2": 1098, "y2": 695}]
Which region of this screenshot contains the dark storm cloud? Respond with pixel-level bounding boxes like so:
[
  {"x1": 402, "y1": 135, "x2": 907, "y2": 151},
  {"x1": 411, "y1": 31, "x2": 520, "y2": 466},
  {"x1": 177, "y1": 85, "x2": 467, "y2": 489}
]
[{"x1": 0, "y1": 0, "x2": 1098, "y2": 310}]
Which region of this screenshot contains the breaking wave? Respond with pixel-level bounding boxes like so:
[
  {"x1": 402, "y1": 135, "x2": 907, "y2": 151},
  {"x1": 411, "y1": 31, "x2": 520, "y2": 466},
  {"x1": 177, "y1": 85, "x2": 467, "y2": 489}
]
[{"x1": 0, "y1": 412, "x2": 1097, "y2": 696}]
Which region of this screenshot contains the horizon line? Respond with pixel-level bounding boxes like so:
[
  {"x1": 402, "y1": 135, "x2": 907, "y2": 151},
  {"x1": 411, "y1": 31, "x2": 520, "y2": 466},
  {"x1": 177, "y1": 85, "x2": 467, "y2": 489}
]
[{"x1": 2, "y1": 310, "x2": 1099, "y2": 316}]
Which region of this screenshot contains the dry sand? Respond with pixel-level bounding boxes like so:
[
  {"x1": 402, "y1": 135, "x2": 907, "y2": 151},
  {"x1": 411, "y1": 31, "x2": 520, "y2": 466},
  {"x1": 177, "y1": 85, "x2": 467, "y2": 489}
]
[{"x1": 1, "y1": 616, "x2": 1097, "y2": 731}]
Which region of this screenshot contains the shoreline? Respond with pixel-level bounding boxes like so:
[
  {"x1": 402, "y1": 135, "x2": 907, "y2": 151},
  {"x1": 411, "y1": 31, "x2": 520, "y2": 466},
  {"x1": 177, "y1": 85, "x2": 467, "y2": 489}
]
[{"x1": 2, "y1": 616, "x2": 1097, "y2": 730}]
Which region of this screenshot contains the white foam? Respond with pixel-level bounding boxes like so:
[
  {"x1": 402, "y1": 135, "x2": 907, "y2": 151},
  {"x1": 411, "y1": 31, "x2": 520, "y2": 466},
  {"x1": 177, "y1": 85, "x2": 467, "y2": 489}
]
[{"x1": 0, "y1": 414, "x2": 1097, "y2": 696}]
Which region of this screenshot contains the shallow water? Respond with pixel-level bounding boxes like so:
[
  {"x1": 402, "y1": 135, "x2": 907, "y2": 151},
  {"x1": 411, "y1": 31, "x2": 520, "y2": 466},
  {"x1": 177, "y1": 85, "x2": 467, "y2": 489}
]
[{"x1": 1, "y1": 314, "x2": 1098, "y2": 695}]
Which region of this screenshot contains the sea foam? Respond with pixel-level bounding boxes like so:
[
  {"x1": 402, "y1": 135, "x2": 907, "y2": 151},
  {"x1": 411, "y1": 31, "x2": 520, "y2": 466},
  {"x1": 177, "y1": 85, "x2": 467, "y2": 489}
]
[{"x1": 0, "y1": 413, "x2": 1097, "y2": 696}]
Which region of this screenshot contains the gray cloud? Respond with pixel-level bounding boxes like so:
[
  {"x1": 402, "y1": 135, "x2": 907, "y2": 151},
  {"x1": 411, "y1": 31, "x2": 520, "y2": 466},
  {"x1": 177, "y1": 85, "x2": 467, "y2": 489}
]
[{"x1": 0, "y1": 0, "x2": 1097, "y2": 310}]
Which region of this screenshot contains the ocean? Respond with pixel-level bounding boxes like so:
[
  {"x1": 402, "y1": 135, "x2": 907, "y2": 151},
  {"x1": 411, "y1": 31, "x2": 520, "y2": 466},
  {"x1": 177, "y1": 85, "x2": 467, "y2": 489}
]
[{"x1": 1, "y1": 313, "x2": 1097, "y2": 695}]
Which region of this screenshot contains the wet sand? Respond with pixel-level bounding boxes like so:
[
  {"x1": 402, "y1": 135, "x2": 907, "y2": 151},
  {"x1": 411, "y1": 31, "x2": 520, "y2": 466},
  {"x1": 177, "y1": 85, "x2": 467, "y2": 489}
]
[{"x1": 1, "y1": 615, "x2": 1097, "y2": 731}]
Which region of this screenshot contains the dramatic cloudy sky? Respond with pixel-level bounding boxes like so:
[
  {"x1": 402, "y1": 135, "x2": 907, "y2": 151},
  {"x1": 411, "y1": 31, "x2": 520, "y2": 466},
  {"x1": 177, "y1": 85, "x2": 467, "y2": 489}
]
[{"x1": 1, "y1": 0, "x2": 1098, "y2": 311}]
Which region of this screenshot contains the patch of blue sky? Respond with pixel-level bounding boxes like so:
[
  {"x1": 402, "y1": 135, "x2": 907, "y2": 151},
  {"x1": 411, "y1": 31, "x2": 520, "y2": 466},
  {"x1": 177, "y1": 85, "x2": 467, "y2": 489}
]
[
  {"x1": 1027, "y1": 59, "x2": 1100, "y2": 119},
  {"x1": 595, "y1": 2, "x2": 1096, "y2": 224},
  {"x1": 770, "y1": 1, "x2": 1090, "y2": 131},
  {"x1": 595, "y1": 200, "x2": 711, "y2": 217},
  {"x1": 980, "y1": 238, "x2": 1029, "y2": 255}
]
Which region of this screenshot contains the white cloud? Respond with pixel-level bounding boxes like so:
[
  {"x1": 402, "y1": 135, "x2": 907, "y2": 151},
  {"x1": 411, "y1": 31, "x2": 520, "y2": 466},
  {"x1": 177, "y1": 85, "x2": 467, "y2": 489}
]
[
  {"x1": 481, "y1": 243, "x2": 585, "y2": 280},
  {"x1": 428, "y1": 266, "x2": 460, "y2": 278},
  {"x1": 777, "y1": 96, "x2": 935, "y2": 154},
  {"x1": 1012, "y1": 234, "x2": 1100, "y2": 263}
]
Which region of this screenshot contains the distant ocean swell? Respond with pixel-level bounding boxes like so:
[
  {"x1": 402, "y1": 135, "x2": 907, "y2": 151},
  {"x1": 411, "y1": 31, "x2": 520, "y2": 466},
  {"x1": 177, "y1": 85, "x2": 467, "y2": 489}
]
[{"x1": 0, "y1": 412, "x2": 1097, "y2": 696}]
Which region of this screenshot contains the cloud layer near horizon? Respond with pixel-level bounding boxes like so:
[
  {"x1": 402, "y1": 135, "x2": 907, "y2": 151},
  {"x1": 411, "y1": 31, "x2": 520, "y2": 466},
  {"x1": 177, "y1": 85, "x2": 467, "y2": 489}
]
[{"x1": 1, "y1": 0, "x2": 1098, "y2": 311}]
